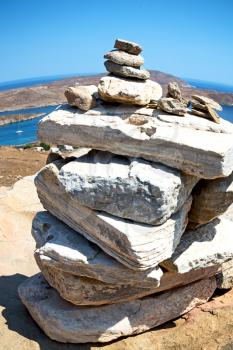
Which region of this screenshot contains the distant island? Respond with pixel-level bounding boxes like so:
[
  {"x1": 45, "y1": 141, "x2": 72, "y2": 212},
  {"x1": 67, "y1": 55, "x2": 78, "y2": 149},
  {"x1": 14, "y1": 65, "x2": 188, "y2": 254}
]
[{"x1": 0, "y1": 70, "x2": 233, "y2": 114}]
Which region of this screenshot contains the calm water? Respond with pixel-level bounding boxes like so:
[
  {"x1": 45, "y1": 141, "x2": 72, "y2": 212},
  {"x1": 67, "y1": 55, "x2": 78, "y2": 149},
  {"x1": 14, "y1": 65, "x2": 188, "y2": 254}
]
[
  {"x1": 184, "y1": 78, "x2": 233, "y2": 94},
  {"x1": 0, "y1": 76, "x2": 233, "y2": 146}
]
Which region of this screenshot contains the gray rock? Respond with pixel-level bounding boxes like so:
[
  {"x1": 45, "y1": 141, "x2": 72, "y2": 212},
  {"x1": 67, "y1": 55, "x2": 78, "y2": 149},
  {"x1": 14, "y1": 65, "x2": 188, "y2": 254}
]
[
  {"x1": 216, "y1": 259, "x2": 233, "y2": 289},
  {"x1": 64, "y1": 85, "x2": 98, "y2": 111},
  {"x1": 160, "y1": 218, "x2": 233, "y2": 273},
  {"x1": 35, "y1": 161, "x2": 191, "y2": 270},
  {"x1": 158, "y1": 98, "x2": 188, "y2": 116},
  {"x1": 33, "y1": 211, "x2": 162, "y2": 286},
  {"x1": 18, "y1": 274, "x2": 216, "y2": 343},
  {"x1": 114, "y1": 39, "x2": 142, "y2": 55},
  {"x1": 58, "y1": 150, "x2": 197, "y2": 225},
  {"x1": 98, "y1": 76, "x2": 162, "y2": 105},
  {"x1": 34, "y1": 211, "x2": 220, "y2": 305},
  {"x1": 104, "y1": 50, "x2": 144, "y2": 67},
  {"x1": 38, "y1": 105, "x2": 233, "y2": 178},
  {"x1": 192, "y1": 95, "x2": 222, "y2": 111},
  {"x1": 189, "y1": 171, "x2": 233, "y2": 225},
  {"x1": 104, "y1": 60, "x2": 150, "y2": 80}
]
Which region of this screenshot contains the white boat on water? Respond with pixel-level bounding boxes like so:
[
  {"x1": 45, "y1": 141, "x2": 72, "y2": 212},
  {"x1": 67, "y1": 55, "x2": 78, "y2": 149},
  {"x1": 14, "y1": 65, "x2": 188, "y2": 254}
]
[{"x1": 16, "y1": 130, "x2": 23, "y2": 134}]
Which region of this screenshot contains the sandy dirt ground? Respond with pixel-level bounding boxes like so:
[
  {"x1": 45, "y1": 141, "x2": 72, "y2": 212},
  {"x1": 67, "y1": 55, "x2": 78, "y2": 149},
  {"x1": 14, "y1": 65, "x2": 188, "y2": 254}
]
[
  {"x1": 0, "y1": 147, "x2": 47, "y2": 187},
  {"x1": 0, "y1": 150, "x2": 233, "y2": 349}
]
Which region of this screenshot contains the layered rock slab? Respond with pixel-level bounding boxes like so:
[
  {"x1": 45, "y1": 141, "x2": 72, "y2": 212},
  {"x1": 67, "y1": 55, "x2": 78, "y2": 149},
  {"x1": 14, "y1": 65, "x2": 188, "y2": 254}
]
[
  {"x1": 114, "y1": 39, "x2": 142, "y2": 55},
  {"x1": 104, "y1": 60, "x2": 150, "y2": 80},
  {"x1": 189, "y1": 171, "x2": 233, "y2": 225},
  {"x1": 33, "y1": 211, "x2": 162, "y2": 286},
  {"x1": 104, "y1": 50, "x2": 144, "y2": 67},
  {"x1": 38, "y1": 105, "x2": 233, "y2": 178},
  {"x1": 33, "y1": 212, "x2": 219, "y2": 305},
  {"x1": 58, "y1": 150, "x2": 197, "y2": 225},
  {"x1": 18, "y1": 273, "x2": 216, "y2": 343},
  {"x1": 35, "y1": 161, "x2": 191, "y2": 270},
  {"x1": 161, "y1": 217, "x2": 233, "y2": 273}
]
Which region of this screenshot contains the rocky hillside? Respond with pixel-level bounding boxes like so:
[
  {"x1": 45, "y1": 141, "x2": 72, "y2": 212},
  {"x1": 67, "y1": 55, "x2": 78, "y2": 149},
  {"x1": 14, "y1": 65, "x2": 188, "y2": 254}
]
[{"x1": 0, "y1": 70, "x2": 233, "y2": 112}]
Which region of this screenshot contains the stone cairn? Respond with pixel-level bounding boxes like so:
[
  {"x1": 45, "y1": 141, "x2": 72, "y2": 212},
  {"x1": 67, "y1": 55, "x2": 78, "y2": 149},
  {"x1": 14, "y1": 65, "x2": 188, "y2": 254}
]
[{"x1": 18, "y1": 39, "x2": 233, "y2": 344}]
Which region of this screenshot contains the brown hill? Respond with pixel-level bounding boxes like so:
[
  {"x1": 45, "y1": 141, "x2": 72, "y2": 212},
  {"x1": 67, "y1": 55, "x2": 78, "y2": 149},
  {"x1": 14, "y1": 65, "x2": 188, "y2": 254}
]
[{"x1": 0, "y1": 70, "x2": 232, "y2": 112}]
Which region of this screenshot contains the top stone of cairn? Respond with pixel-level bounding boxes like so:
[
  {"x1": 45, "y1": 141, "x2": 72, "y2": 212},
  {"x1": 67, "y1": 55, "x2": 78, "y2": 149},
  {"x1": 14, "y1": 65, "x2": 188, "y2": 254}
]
[{"x1": 114, "y1": 38, "x2": 142, "y2": 55}]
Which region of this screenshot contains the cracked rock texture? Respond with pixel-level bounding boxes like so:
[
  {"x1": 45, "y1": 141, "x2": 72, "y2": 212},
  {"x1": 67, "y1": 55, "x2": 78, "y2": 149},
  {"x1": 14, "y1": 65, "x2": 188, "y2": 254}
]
[
  {"x1": 18, "y1": 274, "x2": 216, "y2": 343},
  {"x1": 35, "y1": 161, "x2": 191, "y2": 270},
  {"x1": 58, "y1": 150, "x2": 197, "y2": 225},
  {"x1": 189, "y1": 171, "x2": 233, "y2": 225},
  {"x1": 161, "y1": 217, "x2": 233, "y2": 273},
  {"x1": 38, "y1": 105, "x2": 233, "y2": 178},
  {"x1": 32, "y1": 211, "x2": 162, "y2": 286}
]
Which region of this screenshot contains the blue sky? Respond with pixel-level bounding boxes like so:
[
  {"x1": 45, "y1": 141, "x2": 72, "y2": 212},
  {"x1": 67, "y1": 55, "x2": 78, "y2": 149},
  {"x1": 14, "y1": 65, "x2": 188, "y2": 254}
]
[{"x1": 1, "y1": 0, "x2": 233, "y2": 85}]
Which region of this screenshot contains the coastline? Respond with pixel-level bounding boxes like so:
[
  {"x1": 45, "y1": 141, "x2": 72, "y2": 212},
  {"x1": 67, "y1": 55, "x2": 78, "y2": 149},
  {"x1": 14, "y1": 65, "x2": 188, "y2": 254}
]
[{"x1": 0, "y1": 113, "x2": 43, "y2": 126}]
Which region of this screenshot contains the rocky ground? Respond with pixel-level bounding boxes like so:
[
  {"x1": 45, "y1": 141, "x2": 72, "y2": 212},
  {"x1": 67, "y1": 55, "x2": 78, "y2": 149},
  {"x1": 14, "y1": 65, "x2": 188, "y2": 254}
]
[{"x1": 0, "y1": 147, "x2": 233, "y2": 349}]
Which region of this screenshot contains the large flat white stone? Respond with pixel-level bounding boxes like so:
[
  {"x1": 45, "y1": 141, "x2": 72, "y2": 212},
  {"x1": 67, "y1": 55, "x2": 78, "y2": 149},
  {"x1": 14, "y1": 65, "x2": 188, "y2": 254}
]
[
  {"x1": 58, "y1": 150, "x2": 197, "y2": 225},
  {"x1": 34, "y1": 161, "x2": 191, "y2": 270},
  {"x1": 18, "y1": 273, "x2": 216, "y2": 343},
  {"x1": 38, "y1": 105, "x2": 233, "y2": 178}
]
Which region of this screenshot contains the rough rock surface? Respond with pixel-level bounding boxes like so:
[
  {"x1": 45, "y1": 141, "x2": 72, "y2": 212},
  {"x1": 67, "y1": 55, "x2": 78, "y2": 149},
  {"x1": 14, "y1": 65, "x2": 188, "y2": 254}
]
[
  {"x1": 216, "y1": 259, "x2": 233, "y2": 289},
  {"x1": 64, "y1": 85, "x2": 98, "y2": 111},
  {"x1": 33, "y1": 211, "x2": 163, "y2": 286},
  {"x1": 58, "y1": 150, "x2": 197, "y2": 225},
  {"x1": 158, "y1": 97, "x2": 188, "y2": 116},
  {"x1": 98, "y1": 76, "x2": 162, "y2": 105},
  {"x1": 114, "y1": 39, "x2": 142, "y2": 55},
  {"x1": 189, "y1": 171, "x2": 233, "y2": 225},
  {"x1": 167, "y1": 82, "x2": 189, "y2": 105},
  {"x1": 104, "y1": 60, "x2": 150, "y2": 80},
  {"x1": 35, "y1": 161, "x2": 191, "y2": 270},
  {"x1": 1, "y1": 176, "x2": 233, "y2": 349},
  {"x1": 192, "y1": 95, "x2": 222, "y2": 111},
  {"x1": 34, "y1": 212, "x2": 220, "y2": 306},
  {"x1": 38, "y1": 105, "x2": 233, "y2": 178},
  {"x1": 190, "y1": 108, "x2": 210, "y2": 118},
  {"x1": 18, "y1": 273, "x2": 216, "y2": 343},
  {"x1": 161, "y1": 218, "x2": 233, "y2": 273},
  {"x1": 104, "y1": 50, "x2": 144, "y2": 67}
]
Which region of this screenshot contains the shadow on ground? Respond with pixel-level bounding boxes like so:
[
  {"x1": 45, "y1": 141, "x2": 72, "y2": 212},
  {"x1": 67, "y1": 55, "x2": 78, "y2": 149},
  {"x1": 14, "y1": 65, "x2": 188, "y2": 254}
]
[{"x1": 0, "y1": 274, "x2": 93, "y2": 349}]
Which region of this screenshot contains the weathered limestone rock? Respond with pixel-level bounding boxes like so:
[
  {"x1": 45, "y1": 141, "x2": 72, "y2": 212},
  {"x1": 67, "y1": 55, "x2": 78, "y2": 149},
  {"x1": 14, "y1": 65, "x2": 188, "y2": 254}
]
[
  {"x1": 167, "y1": 82, "x2": 182, "y2": 100},
  {"x1": 18, "y1": 274, "x2": 216, "y2": 343},
  {"x1": 189, "y1": 171, "x2": 233, "y2": 225},
  {"x1": 38, "y1": 105, "x2": 233, "y2": 178},
  {"x1": 104, "y1": 50, "x2": 144, "y2": 67},
  {"x1": 206, "y1": 104, "x2": 220, "y2": 124},
  {"x1": 64, "y1": 85, "x2": 98, "y2": 111},
  {"x1": 98, "y1": 76, "x2": 162, "y2": 105},
  {"x1": 58, "y1": 150, "x2": 197, "y2": 225},
  {"x1": 33, "y1": 211, "x2": 162, "y2": 286},
  {"x1": 167, "y1": 82, "x2": 189, "y2": 106},
  {"x1": 192, "y1": 95, "x2": 222, "y2": 111},
  {"x1": 160, "y1": 218, "x2": 233, "y2": 273},
  {"x1": 114, "y1": 39, "x2": 142, "y2": 55},
  {"x1": 35, "y1": 161, "x2": 191, "y2": 270},
  {"x1": 158, "y1": 97, "x2": 188, "y2": 116},
  {"x1": 216, "y1": 259, "x2": 233, "y2": 289},
  {"x1": 34, "y1": 211, "x2": 221, "y2": 305},
  {"x1": 104, "y1": 60, "x2": 150, "y2": 80},
  {"x1": 189, "y1": 108, "x2": 210, "y2": 118}
]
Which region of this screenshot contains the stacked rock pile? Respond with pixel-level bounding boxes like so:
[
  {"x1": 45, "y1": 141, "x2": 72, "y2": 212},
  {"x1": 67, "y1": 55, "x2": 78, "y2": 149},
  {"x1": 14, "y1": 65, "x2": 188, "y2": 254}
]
[
  {"x1": 190, "y1": 94, "x2": 221, "y2": 123},
  {"x1": 18, "y1": 39, "x2": 233, "y2": 344}
]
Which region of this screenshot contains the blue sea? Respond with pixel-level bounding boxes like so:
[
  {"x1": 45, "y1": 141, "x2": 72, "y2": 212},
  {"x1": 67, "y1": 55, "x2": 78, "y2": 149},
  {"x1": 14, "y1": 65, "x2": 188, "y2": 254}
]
[{"x1": 0, "y1": 76, "x2": 233, "y2": 146}]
